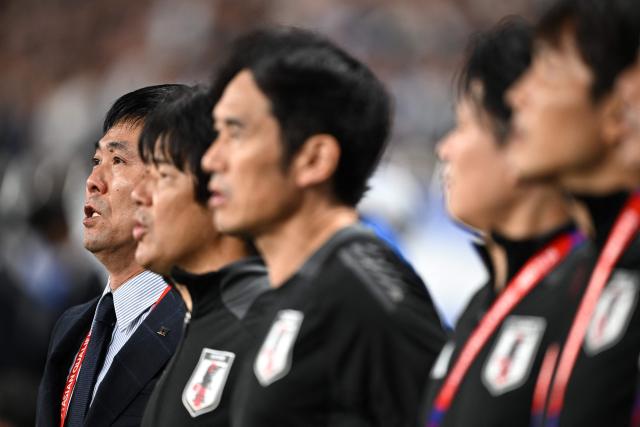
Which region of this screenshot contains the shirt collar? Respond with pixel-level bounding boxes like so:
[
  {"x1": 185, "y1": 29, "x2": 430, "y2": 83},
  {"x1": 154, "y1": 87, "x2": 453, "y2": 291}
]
[
  {"x1": 574, "y1": 191, "x2": 630, "y2": 249},
  {"x1": 103, "y1": 270, "x2": 167, "y2": 331},
  {"x1": 472, "y1": 222, "x2": 577, "y2": 295}
]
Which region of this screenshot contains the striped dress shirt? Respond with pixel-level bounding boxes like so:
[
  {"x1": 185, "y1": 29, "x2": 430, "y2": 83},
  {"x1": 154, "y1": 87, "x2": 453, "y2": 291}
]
[{"x1": 90, "y1": 270, "x2": 168, "y2": 400}]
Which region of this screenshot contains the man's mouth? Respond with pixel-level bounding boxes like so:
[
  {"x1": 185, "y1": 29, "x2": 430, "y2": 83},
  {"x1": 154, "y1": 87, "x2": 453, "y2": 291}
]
[
  {"x1": 207, "y1": 180, "x2": 227, "y2": 209},
  {"x1": 84, "y1": 205, "x2": 101, "y2": 218},
  {"x1": 83, "y1": 204, "x2": 102, "y2": 226},
  {"x1": 509, "y1": 117, "x2": 527, "y2": 143},
  {"x1": 438, "y1": 164, "x2": 451, "y2": 189},
  {"x1": 132, "y1": 220, "x2": 147, "y2": 241}
]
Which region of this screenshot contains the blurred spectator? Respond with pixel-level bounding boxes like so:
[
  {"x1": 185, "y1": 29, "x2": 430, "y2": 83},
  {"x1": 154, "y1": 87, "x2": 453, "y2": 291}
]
[
  {"x1": 0, "y1": 370, "x2": 39, "y2": 427},
  {"x1": 1, "y1": 196, "x2": 102, "y2": 375}
]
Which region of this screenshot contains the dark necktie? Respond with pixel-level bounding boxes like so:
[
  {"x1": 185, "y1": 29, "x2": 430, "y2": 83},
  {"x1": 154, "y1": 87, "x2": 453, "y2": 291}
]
[{"x1": 66, "y1": 292, "x2": 116, "y2": 426}]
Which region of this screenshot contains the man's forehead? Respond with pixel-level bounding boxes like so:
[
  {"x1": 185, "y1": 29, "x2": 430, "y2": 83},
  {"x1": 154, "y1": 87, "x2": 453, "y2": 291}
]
[
  {"x1": 535, "y1": 22, "x2": 579, "y2": 57},
  {"x1": 213, "y1": 70, "x2": 271, "y2": 121},
  {"x1": 533, "y1": 39, "x2": 560, "y2": 58},
  {"x1": 535, "y1": 30, "x2": 593, "y2": 86},
  {"x1": 96, "y1": 123, "x2": 142, "y2": 152},
  {"x1": 152, "y1": 141, "x2": 170, "y2": 161}
]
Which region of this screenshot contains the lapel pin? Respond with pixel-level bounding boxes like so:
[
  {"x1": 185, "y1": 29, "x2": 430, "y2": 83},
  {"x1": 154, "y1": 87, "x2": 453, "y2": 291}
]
[{"x1": 157, "y1": 326, "x2": 170, "y2": 337}]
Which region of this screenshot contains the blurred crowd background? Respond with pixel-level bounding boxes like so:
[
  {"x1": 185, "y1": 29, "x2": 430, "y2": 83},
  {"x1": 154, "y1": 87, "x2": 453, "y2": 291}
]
[{"x1": 0, "y1": 0, "x2": 552, "y2": 425}]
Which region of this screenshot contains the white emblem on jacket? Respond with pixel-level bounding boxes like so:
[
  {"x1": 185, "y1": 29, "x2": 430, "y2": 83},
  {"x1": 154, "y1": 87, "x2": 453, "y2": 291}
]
[
  {"x1": 182, "y1": 348, "x2": 235, "y2": 417},
  {"x1": 430, "y1": 341, "x2": 455, "y2": 379},
  {"x1": 482, "y1": 316, "x2": 546, "y2": 396},
  {"x1": 254, "y1": 309, "x2": 304, "y2": 386},
  {"x1": 584, "y1": 269, "x2": 639, "y2": 355}
]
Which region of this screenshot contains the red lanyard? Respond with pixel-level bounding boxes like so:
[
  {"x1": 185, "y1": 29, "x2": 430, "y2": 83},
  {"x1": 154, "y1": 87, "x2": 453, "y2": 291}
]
[
  {"x1": 544, "y1": 193, "x2": 640, "y2": 425},
  {"x1": 59, "y1": 285, "x2": 171, "y2": 426},
  {"x1": 426, "y1": 231, "x2": 585, "y2": 427},
  {"x1": 531, "y1": 344, "x2": 560, "y2": 424}
]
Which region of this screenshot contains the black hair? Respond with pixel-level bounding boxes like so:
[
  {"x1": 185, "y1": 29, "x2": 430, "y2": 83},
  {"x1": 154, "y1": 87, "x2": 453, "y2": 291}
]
[
  {"x1": 209, "y1": 27, "x2": 392, "y2": 207},
  {"x1": 102, "y1": 84, "x2": 188, "y2": 133},
  {"x1": 138, "y1": 86, "x2": 216, "y2": 205},
  {"x1": 537, "y1": 0, "x2": 640, "y2": 102},
  {"x1": 458, "y1": 16, "x2": 533, "y2": 143}
]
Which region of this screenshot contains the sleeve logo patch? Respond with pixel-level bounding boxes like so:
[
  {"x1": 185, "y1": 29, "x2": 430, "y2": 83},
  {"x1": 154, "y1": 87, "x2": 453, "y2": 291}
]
[
  {"x1": 482, "y1": 316, "x2": 546, "y2": 396},
  {"x1": 182, "y1": 348, "x2": 235, "y2": 418},
  {"x1": 339, "y1": 242, "x2": 406, "y2": 311},
  {"x1": 254, "y1": 309, "x2": 304, "y2": 387},
  {"x1": 584, "y1": 269, "x2": 639, "y2": 356}
]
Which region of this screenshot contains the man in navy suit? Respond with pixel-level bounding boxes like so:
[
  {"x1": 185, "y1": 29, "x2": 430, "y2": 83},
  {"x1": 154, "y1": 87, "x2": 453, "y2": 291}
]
[{"x1": 36, "y1": 85, "x2": 187, "y2": 427}]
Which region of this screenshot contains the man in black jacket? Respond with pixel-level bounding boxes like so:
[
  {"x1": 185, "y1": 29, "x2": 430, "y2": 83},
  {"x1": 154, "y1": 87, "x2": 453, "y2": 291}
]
[
  {"x1": 507, "y1": 0, "x2": 640, "y2": 424},
  {"x1": 201, "y1": 27, "x2": 446, "y2": 427},
  {"x1": 131, "y1": 86, "x2": 268, "y2": 427},
  {"x1": 423, "y1": 17, "x2": 594, "y2": 427}
]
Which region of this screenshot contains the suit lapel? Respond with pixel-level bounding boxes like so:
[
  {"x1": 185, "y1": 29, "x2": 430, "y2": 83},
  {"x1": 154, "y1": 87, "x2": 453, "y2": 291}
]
[
  {"x1": 37, "y1": 298, "x2": 98, "y2": 427},
  {"x1": 85, "y1": 289, "x2": 184, "y2": 425}
]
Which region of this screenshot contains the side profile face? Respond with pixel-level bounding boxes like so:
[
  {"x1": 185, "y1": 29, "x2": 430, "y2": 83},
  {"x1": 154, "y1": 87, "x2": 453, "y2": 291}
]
[
  {"x1": 507, "y1": 27, "x2": 606, "y2": 181},
  {"x1": 438, "y1": 96, "x2": 519, "y2": 231},
  {"x1": 83, "y1": 123, "x2": 146, "y2": 257},
  {"x1": 132, "y1": 153, "x2": 218, "y2": 275},
  {"x1": 201, "y1": 69, "x2": 300, "y2": 237},
  {"x1": 617, "y1": 57, "x2": 640, "y2": 169}
]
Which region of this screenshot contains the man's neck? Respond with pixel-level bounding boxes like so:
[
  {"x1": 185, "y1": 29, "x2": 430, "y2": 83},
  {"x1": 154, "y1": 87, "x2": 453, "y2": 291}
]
[
  {"x1": 489, "y1": 185, "x2": 571, "y2": 291},
  {"x1": 492, "y1": 186, "x2": 571, "y2": 241},
  {"x1": 256, "y1": 200, "x2": 358, "y2": 287},
  {"x1": 485, "y1": 238, "x2": 508, "y2": 293},
  {"x1": 108, "y1": 265, "x2": 145, "y2": 291},
  {"x1": 561, "y1": 150, "x2": 640, "y2": 195},
  {"x1": 95, "y1": 247, "x2": 145, "y2": 291},
  {"x1": 174, "y1": 237, "x2": 250, "y2": 312}
]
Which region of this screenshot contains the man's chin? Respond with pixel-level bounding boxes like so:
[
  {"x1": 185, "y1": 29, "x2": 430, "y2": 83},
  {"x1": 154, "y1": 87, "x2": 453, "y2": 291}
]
[
  {"x1": 135, "y1": 249, "x2": 169, "y2": 275},
  {"x1": 83, "y1": 238, "x2": 107, "y2": 254},
  {"x1": 216, "y1": 218, "x2": 251, "y2": 239},
  {"x1": 144, "y1": 260, "x2": 171, "y2": 276},
  {"x1": 506, "y1": 154, "x2": 553, "y2": 183}
]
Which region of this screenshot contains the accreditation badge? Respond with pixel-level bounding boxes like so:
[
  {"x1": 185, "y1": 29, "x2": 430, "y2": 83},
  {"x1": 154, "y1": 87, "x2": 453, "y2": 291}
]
[
  {"x1": 182, "y1": 348, "x2": 235, "y2": 417},
  {"x1": 482, "y1": 316, "x2": 546, "y2": 396},
  {"x1": 254, "y1": 309, "x2": 304, "y2": 386},
  {"x1": 584, "y1": 269, "x2": 639, "y2": 355}
]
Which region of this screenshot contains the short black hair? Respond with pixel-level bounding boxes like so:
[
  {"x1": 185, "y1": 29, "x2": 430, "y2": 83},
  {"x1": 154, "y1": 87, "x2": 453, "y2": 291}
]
[
  {"x1": 537, "y1": 0, "x2": 640, "y2": 102},
  {"x1": 102, "y1": 84, "x2": 188, "y2": 133},
  {"x1": 209, "y1": 27, "x2": 392, "y2": 207},
  {"x1": 458, "y1": 16, "x2": 533, "y2": 143},
  {"x1": 138, "y1": 86, "x2": 216, "y2": 205}
]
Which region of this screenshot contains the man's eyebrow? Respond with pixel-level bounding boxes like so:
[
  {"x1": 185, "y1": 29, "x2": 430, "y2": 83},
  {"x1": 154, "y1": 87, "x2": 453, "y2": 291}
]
[
  {"x1": 108, "y1": 140, "x2": 132, "y2": 152},
  {"x1": 215, "y1": 116, "x2": 245, "y2": 129},
  {"x1": 94, "y1": 140, "x2": 134, "y2": 154},
  {"x1": 226, "y1": 117, "x2": 245, "y2": 128},
  {"x1": 103, "y1": 140, "x2": 135, "y2": 156},
  {"x1": 154, "y1": 158, "x2": 172, "y2": 166}
]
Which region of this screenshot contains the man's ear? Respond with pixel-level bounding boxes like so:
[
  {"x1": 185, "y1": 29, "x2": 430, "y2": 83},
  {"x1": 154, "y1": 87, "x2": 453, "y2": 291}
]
[
  {"x1": 600, "y1": 92, "x2": 625, "y2": 148},
  {"x1": 291, "y1": 134, "x2": 341, "y2": 188}
]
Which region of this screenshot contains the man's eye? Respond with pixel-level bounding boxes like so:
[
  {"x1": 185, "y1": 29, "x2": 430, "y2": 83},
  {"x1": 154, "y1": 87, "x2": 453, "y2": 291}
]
[
  {"x1": 91, "y1": 157, "x2": 100, "y2": 167},
  {"x1": 113, "y1": 157, "x2": 125, "y2": 165},
  {"x1": 229, "y1": 125, "x2": 243, "y2": 138}
]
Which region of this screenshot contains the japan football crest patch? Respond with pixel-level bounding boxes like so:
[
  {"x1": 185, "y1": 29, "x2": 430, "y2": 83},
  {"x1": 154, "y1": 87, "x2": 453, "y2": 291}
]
[
  {"x1": 482, "y1": 316, "x2": 546, "y2": 396},
  {"x1": 584, "y1": 270, "x2": 639, "y2": 356},
  {"x1": 182, "y1": 348, "x2": 235, "y2": 418},
  {"x1": 254, "y1": 309, "x2": 304, "y2": 387}
]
